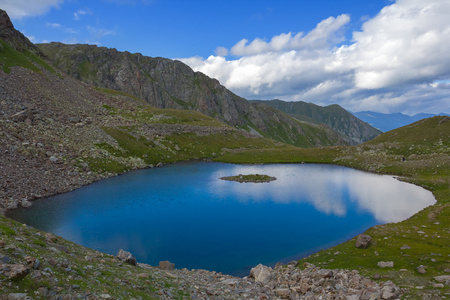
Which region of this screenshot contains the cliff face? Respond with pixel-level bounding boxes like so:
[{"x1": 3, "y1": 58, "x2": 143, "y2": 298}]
[
  {"x1": 254, "y1": 99, "x2": 382, "y2": 145},
  {"x1": 38, "y1": 42, "x2": 349, "y2": 147},
  {"x1": 0, "y1": 9, "x2": 44, "y2": 56}
]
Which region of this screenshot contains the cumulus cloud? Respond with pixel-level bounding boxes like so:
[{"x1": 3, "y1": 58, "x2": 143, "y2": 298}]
[
  {"x1": 230, "y1": 14, "x2": 350, "y2": 56},
  {"x1": 181, "y1": 0, "x2": 450, "y2": 114},
  {"x1": 344, "y1": 0, "x2": 450, "y2": 90},
  {"x1": 0, "y1": 0, "x2": 63, "y2": 19}
]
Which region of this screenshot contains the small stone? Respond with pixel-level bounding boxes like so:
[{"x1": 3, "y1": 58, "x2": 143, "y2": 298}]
[
  {"x1": 38, "y1": 287, "x2": 48, "y2": 297},
  {"x1": 377, "y1": 261, "x2": 394, "y2": 268},
  {"x1": 433, "y1": 283, "x2": 444, "y2": 288},
  {"x1": 417, "y1": 266, "x2": 427, "y2": 274},
  {"x1": 100, "y1": 294, "x2": 111, "y2": 299},
  {"x1": 137, "y1": 273, "x2": 149, "y2": 278},
  {"x1": 355, "y1": 234, "x2": 372, "y2": 249},
  {"x1": 117, "y1": 249, "x2": 137, "y2": 266},
  {"x1": 159, "y1": 260, "x2": 175, "y2": 270},
  {"x1": 274, "y1": 288, "x2": 290, "y2": 298},
  {"x1": 45, "y1": 233, "x2": 58, "y2": 242},
  {"x1": 400, "y1": 245, "x2": 411, "y2": 250},
  {"x1": 7, "y1": 293, "x2": 30, "y2": 300}
]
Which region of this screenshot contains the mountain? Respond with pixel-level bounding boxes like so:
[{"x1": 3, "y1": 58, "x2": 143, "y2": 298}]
[
  {"x1": 352, "y1": 110, "x2": 450, "y2": 132},
  {"x1": 253, "y1": 99, "x2": 381, "y2": 145},
  {"x1": 37, "y1": 42, "x2": 348, "y2": 148}
]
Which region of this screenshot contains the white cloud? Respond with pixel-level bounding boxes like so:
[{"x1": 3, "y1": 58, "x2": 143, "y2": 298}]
[
  {"x1": 86, "y1": 25, "x2": 115, "y2": 39},
  {"x1": 214, "y1": 46, "x2": 228, "y2": 57},
  {"x1": 344, "y1": 0, "x2": 450, "y2": 90},
  {"x1": 181, "y1": 0, "x2": 450, "y2": 114},
  {"x1": 0, "y1": 0, "x2": 62, "y2": 19},
  {"x1": 230, "y1": 14, "x2": 350, "y2": 56},
  {"x1": 46, "y1": 22, "x2": 61, "y2": 29},
  {"x1": 74, "y1": 9, "x2": 90, "y2": 21}
]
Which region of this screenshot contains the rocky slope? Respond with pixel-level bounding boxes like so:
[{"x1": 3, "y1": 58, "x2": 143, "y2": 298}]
[
  {"x1": 254, "y1": 99, "x2": 381, "y2": 145},
  {"x1": 37, "y1": 42, "x2": 349, "y2": 148}
]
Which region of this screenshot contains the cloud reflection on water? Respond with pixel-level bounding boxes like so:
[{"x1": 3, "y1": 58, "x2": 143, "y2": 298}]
[{"x1": 210, "y1": 164, "x2": 435, "y2": 223}]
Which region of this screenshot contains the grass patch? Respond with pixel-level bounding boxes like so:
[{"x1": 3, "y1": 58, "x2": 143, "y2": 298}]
[
  {"x1": 0, "y1": 39, "x2": 41, "y2": 73},
  {"x1": 0, "y1": 223, "x2": 15, "y2": 236}
]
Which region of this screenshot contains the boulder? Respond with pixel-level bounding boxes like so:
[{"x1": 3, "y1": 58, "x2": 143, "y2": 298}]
[
  {"x1": 249, "y1": 264, "x2": 275, "y2": 288},
  {"x1": 377, "y1": 261, "x2": 394, "y2": 268},
  {"x1": 117, "y1": 249, "x2": 137, "y2": 266},
  {"x1": 159, "y1": 260, "x2": 175, "y2": 270},
  {"x1": 355, "y1": 234, "x2": 372, "y2": 249},
  {"x1": 0, "y1": 264, "x2": 30, "y2": 280},
  {"x1": 434, "y1": 275, "x2": 450, "y2": 285},
  {"x1": 417, "y1": 266, "x2": 427, "y2": 274}
]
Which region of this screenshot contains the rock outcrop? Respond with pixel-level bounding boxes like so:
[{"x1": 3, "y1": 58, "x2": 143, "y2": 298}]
[{"x1": 0, "y1": 9, "x2": 44, "y2": 56}]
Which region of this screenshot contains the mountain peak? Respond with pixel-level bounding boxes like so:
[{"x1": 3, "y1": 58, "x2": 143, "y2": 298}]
[{"x1": 0, "y1": 9, "x2": 44, "y2": 57}]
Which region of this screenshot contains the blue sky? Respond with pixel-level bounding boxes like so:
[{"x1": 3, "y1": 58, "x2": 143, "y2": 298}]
[{"x1": 2, "y1": 0, "x2": 450, "y2": 115}]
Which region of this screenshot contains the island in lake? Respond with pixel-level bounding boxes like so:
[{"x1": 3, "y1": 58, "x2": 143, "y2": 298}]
[{"x1": 220, "y1": 174, "x2": 277, "y2": 183}]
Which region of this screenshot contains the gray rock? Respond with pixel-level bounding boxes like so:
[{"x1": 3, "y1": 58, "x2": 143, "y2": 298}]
[
  {"x1": 434, "y1": 275, "x2": 450, "y2": 284},
  {"x1": 159, "y1": 260, "x2": 175, "y2": 270},
  {"x1": 274, "y1": 288, "x2": 290, "y2": 298},
  {"x1": 249, "y1": 264, "x2": 275, "y2": 288},
  {"x1": 377, "y1": 261, "x2": 394, "y2": 268},
  {"x1": 417, "y1": 266, "x2": 427, "y2": 274},
  {"x1": 0, "y1": 264, "x2": 30, "y2": 280},
  {"x1": 7, "y1": 293, "x2": 31, "y2": 300},
  {"x1": 355, "y1": 234, "x2": 372, "y2": 249},
  {"x1": 117, "y1": 249, "x2": 137, "y2": 266},
  {"x1": 400, "y1": 245, "x2": 411, "y2": 250}
]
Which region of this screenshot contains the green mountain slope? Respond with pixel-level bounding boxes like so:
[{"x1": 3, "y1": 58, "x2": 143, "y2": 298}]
[
  {"x1": 37, "y1": 42, "x2": 349, "y2": 148},
  {"x1": 254, "y1": 99, "x2": 381, "y2": 145}
]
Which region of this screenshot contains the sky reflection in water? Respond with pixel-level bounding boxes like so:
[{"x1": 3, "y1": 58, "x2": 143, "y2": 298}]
[{"x1": 7, "y1": 162, "x2": 435, "y2": 276}]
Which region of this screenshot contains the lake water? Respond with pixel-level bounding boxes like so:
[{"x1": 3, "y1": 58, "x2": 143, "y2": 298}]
[{"x1": 7, "y1": 162, "x2": 435, "y2": 276}]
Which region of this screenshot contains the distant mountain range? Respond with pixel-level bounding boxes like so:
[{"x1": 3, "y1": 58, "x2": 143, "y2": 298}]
[
  {"x1": 252, "y1": 100, "x2": 381, "y2": 144},
  {"x1": 352, "y1": 111, "x2": 450, "y2": 132}
]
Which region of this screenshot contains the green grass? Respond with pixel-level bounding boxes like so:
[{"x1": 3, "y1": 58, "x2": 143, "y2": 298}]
[
  {"x1": 95, "y1": 87, "x2": 145, "y2": 103},
  {"x1": 0, "y1": 39, "x2": 41, "y2": 73},
  {"x1": 0, "y1": 223, "x2": 16, "y2": 236}
]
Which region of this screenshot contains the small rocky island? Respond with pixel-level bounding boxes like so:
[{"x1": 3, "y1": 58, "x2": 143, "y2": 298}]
[{"x1": 220, "y1": 174, "x2": 277, "y2": 183}]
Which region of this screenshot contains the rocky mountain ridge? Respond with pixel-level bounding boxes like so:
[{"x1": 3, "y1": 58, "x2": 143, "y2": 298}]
[
  {"x1": 38, "y1": 42, "x2": 350, "y2": 148},
  {"x1": 254, "y1": 99, "x2": 381, "y2": 145}
]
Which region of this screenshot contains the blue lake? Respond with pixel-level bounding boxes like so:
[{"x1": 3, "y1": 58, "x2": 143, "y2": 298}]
[{"x1": 7, "y1": 162, "x2": 435, "y2": 276}]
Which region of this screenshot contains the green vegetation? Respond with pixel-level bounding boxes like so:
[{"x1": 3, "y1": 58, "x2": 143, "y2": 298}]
[
  {"x1": 95, "y1": 87, "x2": 145, "y2": 103},
  {"x1": 220, "y1": 174, "x2": 276, "y2": 183},
  {"x1": 0, "y1": 39, "x2": 40, "y2": 73},
  {"x1": 0, "y1": 38, "x2": 58, "y2": 75}
]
